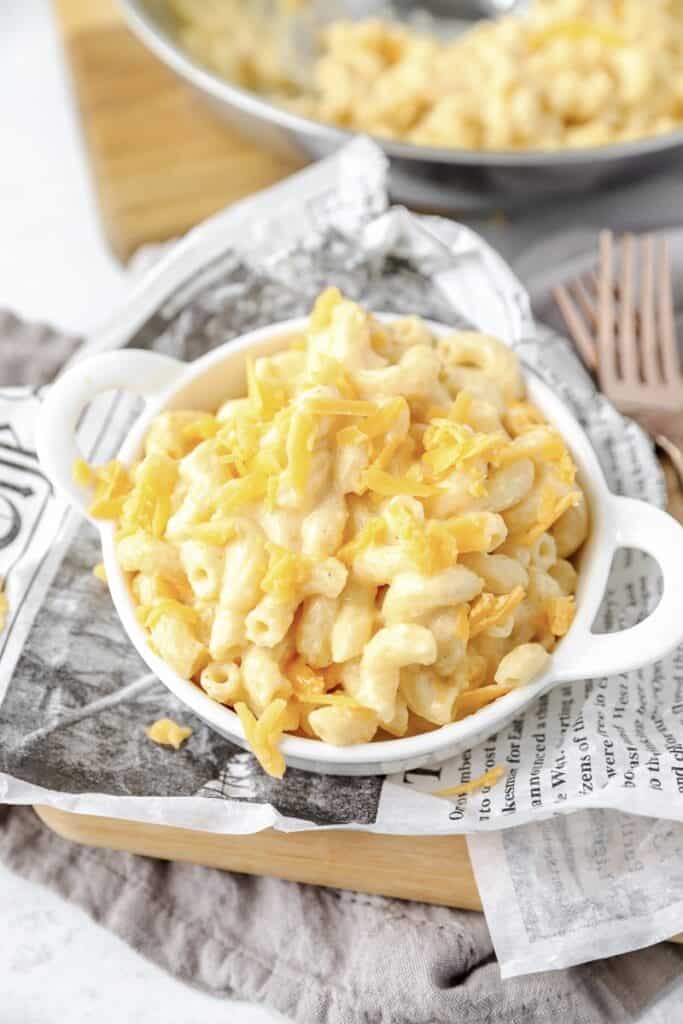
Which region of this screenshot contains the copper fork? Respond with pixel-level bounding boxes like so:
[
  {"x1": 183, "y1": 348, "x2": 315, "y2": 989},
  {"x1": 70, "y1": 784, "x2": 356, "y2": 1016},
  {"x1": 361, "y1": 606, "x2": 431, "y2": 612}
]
[{"x1": 553, "y1": 230, "x2": 683, "y2": 485}]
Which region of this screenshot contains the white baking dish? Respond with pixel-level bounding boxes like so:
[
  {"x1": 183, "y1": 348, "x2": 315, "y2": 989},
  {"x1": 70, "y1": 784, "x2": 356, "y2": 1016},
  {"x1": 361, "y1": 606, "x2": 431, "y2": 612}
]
[{"x1": 36, "y1": 317, "x2": 683, "y2": 775}]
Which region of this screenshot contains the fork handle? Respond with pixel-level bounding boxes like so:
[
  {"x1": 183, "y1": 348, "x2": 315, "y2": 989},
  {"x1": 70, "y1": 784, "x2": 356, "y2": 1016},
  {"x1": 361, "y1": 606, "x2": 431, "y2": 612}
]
[{"x1": 554, "y1": 495, "x2": 683, "y2": 683}]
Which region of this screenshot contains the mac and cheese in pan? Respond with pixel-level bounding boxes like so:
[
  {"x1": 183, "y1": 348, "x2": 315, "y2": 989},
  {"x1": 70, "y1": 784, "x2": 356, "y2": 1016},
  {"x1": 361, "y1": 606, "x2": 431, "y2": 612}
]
[
  {"x1": 168, "y1": 0, "x2": 683, "y2": 151},
  {"x1": 78, "y1": 291, "x2": 588, "y2": 776}
]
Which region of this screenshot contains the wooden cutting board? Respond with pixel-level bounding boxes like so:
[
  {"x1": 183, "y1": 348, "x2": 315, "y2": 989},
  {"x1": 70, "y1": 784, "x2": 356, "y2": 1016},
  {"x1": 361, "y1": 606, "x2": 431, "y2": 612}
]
[
  {"x1": 35, "y1": 806, "x2": 483, "y2": 910},
  {"x1": 53, "y1": 0, "x2": 304, "y2": 260}
]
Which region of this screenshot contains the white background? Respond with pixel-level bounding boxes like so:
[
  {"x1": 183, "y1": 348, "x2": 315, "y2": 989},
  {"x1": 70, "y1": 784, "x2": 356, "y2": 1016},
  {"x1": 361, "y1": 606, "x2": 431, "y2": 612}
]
[
  {"x1": 0, "y1": 2, "x2": 681, "y2": 1021},
  {"x1": 0, "y1": 2, "x2": 281, "y2": 1020}
]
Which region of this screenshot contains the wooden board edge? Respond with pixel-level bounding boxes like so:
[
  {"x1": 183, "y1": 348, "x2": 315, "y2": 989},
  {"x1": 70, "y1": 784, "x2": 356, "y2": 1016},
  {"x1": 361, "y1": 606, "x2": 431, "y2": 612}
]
[
  {"x1": 33, "y1": 804, "x2": 483, "y2": 911},
  {"x1": 33, "y1": 805, "x2": 683, "y2": 942}
]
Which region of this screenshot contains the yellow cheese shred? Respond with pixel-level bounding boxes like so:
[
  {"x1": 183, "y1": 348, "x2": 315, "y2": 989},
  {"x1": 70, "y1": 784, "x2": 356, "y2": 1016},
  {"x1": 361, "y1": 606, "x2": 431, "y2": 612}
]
[
  {"x1": 358, "y1": 396, "x2": 408, "y2": 440},
  {"x1": 454, "y1": 605, "x2": 470, "y2": 646},
  {"x1": 181, "y1": 413, "x2": 220, "y2": 444},
  {"x1": 181, "y1": 520, "x2": 238, "y2": 546},
  {"x1": 433, "y1": 765, "x2": 505, "y2": 797},
  {"x1": 449, "y1": 390, "x2": 473, "y2": 424},
  {"x1": 261, "y1": 543, "x2": 311, "y2": 603},
  {"x1": 455, "y1": 684, "x2": 514, "y2": 719},
  {"x1": 338, "y1": 519, "x2": 387, "y2": 564},
  {"x1": 72, "y1": 457, "x2": 94, "y2": 488},
  {"x1": 235, "y1": 700, "x2": 286, "y2": 778},
  {"x1": 496, "y1": 428, "x2": 566, "y2": 467},
  {"x1": 305, "y1": 397, "x2": 377, "y2": 417},
  {"x1": 0, "y1": 581, "x2": 8, "y2": 634},
  {"x1": 546, "y1": 595, "x2": 576, "y2": 637},
  {"x1": 310, "y1": 286, "x2": 342, "y2": 330},
  {"x1": 87, "y1": 460, "x2": 133, "y2": 520},
  {"x1": 469, "y1": 586, "x2": 526, "y2": 638},
  {"x1": 385, "y1": 502, "x2": 459, "y2": 575},
  {"x1": 146, "y1": 718, "x2": 193, "y2": 750},
  {"x1": 529, "y1": 19, "x2": 624, "y2": 51},
  {"x1": 286, "y1": 657, "x2": 328, "y2": 695},
  {"x1": 304, "y1": 354, "x2": 357, "y2": 398},
  {"x1": 296, "y1": 691, "x2": 362, "y2": 708},
  {"x1": 287, "y1": 408, "x2": 316, "y2": 495},
  {"x1": 422, "y1": 420, "x2": 503, "y2": 479},
  {"x1": 336, "y1": 425, "x2": 372, "y2": 448},
  {"x1": 144, "y1": 599, "x2": 200, "y2": 631},
  {"x1": 517, "y1": 490, "x2": 582, "y2": 546},
  {"x1": 217, "y1": 469, "x2": 269, "y2": 513},
  {"x1": 361, "y1": 466, "x2": 439, "y2": 498}
]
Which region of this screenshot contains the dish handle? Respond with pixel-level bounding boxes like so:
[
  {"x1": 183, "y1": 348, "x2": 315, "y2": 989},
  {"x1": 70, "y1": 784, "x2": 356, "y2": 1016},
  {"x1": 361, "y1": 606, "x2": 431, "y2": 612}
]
[
  {"x1": 554, "y1": 495, "x2": 683, "y2": 682},
  {"x1": 36, "y1": 349, "x2": 185, "y2": 519}
]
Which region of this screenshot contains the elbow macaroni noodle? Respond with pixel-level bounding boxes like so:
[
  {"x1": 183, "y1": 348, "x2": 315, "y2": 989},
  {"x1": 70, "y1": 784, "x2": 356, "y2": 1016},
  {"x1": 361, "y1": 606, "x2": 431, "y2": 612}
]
[
  {"x1": 77, "y1": 289, "x2": 588, "y2": 776},
  {"x1": 167, "y1": 0, "x2": 683, "y2": 152}
]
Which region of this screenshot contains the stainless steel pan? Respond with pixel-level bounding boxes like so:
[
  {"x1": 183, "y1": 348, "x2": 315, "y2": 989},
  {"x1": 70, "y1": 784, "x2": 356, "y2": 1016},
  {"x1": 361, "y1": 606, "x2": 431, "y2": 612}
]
[{"x1": 119, "y1": 0, "x2": 683, "y2": 212}]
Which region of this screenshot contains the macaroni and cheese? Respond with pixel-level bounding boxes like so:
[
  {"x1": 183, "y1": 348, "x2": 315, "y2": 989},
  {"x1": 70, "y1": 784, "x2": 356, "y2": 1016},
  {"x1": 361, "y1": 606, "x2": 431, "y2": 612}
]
[
  {"x1": 167, "y1": 0, "x2": 683, "y2": 151},
  {"x1": 77, "y1": 290, "x2": 588, "y2": 776}
]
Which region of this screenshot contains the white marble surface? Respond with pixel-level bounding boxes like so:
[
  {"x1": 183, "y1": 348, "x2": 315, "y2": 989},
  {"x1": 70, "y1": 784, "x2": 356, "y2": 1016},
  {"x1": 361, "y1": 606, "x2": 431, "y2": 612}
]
[
  {"x1": 0, "y1": 2, "x2": 282, "y2": 1019},
  {"x1": 2, "y1": 864, "x2": 285, "y2": 1024},
  {"x1": 1, "y1": 3, "x2": 681, "y2": 1021}
]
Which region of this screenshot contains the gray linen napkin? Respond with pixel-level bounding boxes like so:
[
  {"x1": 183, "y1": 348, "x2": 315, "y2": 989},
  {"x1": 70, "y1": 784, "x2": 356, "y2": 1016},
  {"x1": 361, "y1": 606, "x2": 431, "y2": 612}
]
[{"x1": 1, "y1": 313, "x2": 681, "y2": 1024}]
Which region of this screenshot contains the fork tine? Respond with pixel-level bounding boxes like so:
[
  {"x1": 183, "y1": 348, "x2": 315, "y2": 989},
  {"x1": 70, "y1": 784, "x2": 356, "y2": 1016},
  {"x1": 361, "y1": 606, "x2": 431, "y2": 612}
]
[
  {"x1": 640, "y1": 234, "x2": 661, "y2": 385},
  {"x1": 597, "y1": 229, "x2": 617, "y2": 389},
  {"x1": 553, "y1": 283, "x2": 598, "y2": 370},
  {"x1": 617, "y1": 233, "x2": 638, "y2": 383},
  {"x1": 656, "y1": 237, "x2": 681, "y2": 387},
  {"x1": 574, "y1": 275, "x2": 599, "y2": 329}
]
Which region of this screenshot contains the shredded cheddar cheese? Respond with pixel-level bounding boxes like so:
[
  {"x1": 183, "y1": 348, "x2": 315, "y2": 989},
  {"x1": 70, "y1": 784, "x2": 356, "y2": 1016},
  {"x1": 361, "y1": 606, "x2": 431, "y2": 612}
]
[
  {"x1": 449, "y1": 390, "x2": 473, "y2": 424},
  {"x1": 310, "y1": 286, "x2": 342, "y2": 330},
  {"x1": 93, "y1": 562, "x2": 107, "y2": 583},
  {"x1": 546, "y1": 595, "x2": 577, "y2": 637},
  {"x1": 338, "y1": 519, "x2": 387, "y2": 564},
  {"x1": 235, "y1": 700, "x2": 286, "y2": 778},
  {"x1": 145, "y1": 600, "x2": 200, "y2": 631},
  {"x1": 469, "y1": 586, "x2": 526, "y2": 638},
  {"x1": 359, "y1": 396, "x2": 408, "y2": 440},
  {"x1": 517, "y1": 490, "x2": 582, "y2": 546},
  {"x1": 529, "y1": 18, "x2": 624, "y2": 50},
  {"x1": 181, "y1": 413, "x2": 220, "y2": 443},
  {"x1": 72, "y1": 458, "x2": 94, "y2": 487},
  {"x1": 503, "y1": 401, "x2": 546, "y2": 437},
  {"x1": 296, "y1": 691, "x2": 362, "y2": 708},
  {"x1": 286, "y1": 657, "x2": 328, "y2": 695},
  {"x1": 146, "y1": 718, "x2": 193, "y2": 749},
  {"x1": 434, "y1": 765, "x2": 506, "y2": 797},
  {"x1": 88, "y1": 460, "x2": 133, "y2": 520},
  {"x1": 422, "y1": 421, "x2": 504, "y2": 479},
  {"x1": 497, "y1": 428, "x2": 566, "y2": 467},
  {"x1": 454, "y1": 605, "x2": 470, "y2": 646},
  {"x1": 286, "y1": 409, "x2": 315, "y2": 495},
  {"x1": 361, "y1": 466, "x2": 439, "y2": 499},
  {"x1": 182, "y1": 520, "x2": 238, "y2": 546},
  {"x1": 217, "y1": 469, "x2": 269, "y2": 512},
  {"x1": 455, "y1": 684, "x2": 514, "y2": 719},
  {"x1": 385, "y1": 502, "x2": 459, "y2": 575},
  {"x1": 306, "y1": 397, "x2": 377, "y2": 417},
  {"x1": 261, "y1": 543, "x2": 310, "y2": 603},
  {"x1": 303, "y1": 353, "x2": 357, "y2": 398}
]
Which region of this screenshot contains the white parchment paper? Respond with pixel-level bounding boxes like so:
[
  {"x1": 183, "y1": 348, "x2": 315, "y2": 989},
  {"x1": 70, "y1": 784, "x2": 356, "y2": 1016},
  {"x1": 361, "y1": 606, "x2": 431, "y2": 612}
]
[{"x1": 1, "y1": 139, "x2": 682, "y2": 974}]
